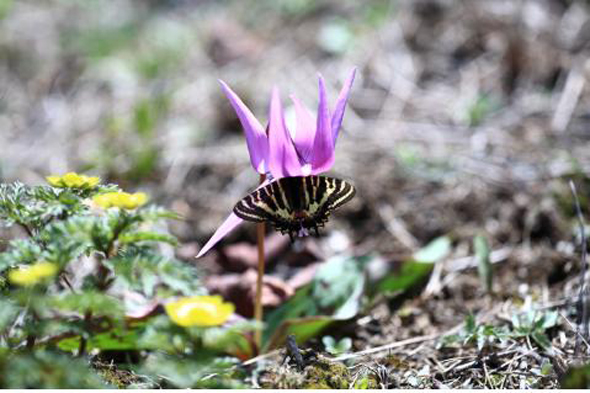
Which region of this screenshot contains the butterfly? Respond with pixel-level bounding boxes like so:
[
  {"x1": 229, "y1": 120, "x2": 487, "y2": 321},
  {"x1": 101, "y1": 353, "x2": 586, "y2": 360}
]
[{"x1": 233, "y1": 176, "x2": 356, "y2": 241}]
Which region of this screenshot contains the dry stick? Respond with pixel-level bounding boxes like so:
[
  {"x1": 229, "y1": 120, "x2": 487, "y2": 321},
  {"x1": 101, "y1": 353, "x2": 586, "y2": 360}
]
[
  {"x1": 569, "y1": 180, "x2": 589, "y2": 355},
  {"x1": 329, "y1": 332, "x2": 441, "y2": 362},
  {"x1": 254, "y1": 174, "x2": 266, "y2": 351},
  {"x1": 560, "y1": 311, "x2": 590, "y2": 352}
]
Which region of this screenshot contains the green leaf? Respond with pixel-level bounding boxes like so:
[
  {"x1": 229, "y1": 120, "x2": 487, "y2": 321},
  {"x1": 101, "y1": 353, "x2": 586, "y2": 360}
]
[
  {"x1": 263, "y1": 256, "x2": 367, "y2": 349},
  {"x1": 540, "y1": 359, "x2": 553, "y2": 376},
  {"x1": 108, "y1": 251, "x2": 203, "y2": 297},
  {"x1": 540, "y1": 311, "x2": 559, "y2": 330},
  {"x1": 57, "y1": 326, "x2": 141, "y2": 352},
  {"x1": 323, "y1": 336, "x2": 352, "y2": 355},
  {"x1": 201, "y1": 322, "x2": 258, "y2": 358},
  {"x1": 474, "y1": 235, "x2": 492, "y2": 293},
  {"x1": 0, "y1": 239, "x2": 45, "y2": 270},
  {"x1": 377, "y1": 261, "x2": 433, "y2": 293},
  {"x1": 140, "y1": 352, "x2": 245, "y2": 389},
  {"x1": 322, "y1": 335, "x2": 336, "y2": 349},
  {"x1": 49, "y1": 291, "x2": 124, "y2": 319},
  {"x1": 0, "y1": 350, "x2": 110, "y2": 388},
  {"x1": 265, "y1": 316, "x2": 334, "y2": 350},
  {"x1": 317, "y1": 18, "x2": 353, "y2": 54},
  {"x1": 413, "y1": 236, "x2": 451, "y2": 263},
  {"x1": 374, "y1": 237, "x2": 449, "y2": 298},
  {"x1": 465, "y1": 314, "x2": 476, "y2": 334},
  {"x1": 0, "y1": 299, "x2": 19, "y2": 331},
  {"x1": 118, "y1": 231, "x2": 178, "y2": 246},
  {"x1": 531, "y1": 331, "x2": 552, "y2": 351},
  {"x1": 139, "y1": 206, "x2": 182, "y2": 221},
  {"x1": 561, "y1": 363, "x2": 590, "y2": 388}
]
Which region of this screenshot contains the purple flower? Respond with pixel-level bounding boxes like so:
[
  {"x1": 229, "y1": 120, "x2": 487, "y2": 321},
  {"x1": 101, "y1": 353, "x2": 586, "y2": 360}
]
[{"x1": 196, "y1": 68, "x2": 356, "y2": 258}]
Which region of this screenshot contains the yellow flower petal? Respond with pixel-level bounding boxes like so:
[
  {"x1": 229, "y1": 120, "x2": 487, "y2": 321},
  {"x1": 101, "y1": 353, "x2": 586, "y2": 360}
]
[
  {"x1": 46, "y1": 176, "x2": 62, "y2": 187},
  {"x1": 46, "y1": 172, "x2": 100, "y2": 189},
  {"x1": 92, "y1": 191, "x2": 148, "y2": 210},
  {"x1": 86, "y1": 177, "x2": 100, "y2": 188},
  {"x1": 9, "y1": 262, "x2": 58, "y2": 287},
  {"x1": 127, "y1": 192, "x2": 148, "y2": 209},
  {"x1": 165, "y1": 295, "x2": 235, "y2": 327},
  {"x1": 62, "y1": 172, "x2": 84, "y2": 188}
]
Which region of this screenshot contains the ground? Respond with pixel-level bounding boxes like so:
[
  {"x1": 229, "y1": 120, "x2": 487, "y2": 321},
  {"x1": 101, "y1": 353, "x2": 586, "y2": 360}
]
[{"x1": 2, "y1": 0, "x2": 590, "y2": 389}]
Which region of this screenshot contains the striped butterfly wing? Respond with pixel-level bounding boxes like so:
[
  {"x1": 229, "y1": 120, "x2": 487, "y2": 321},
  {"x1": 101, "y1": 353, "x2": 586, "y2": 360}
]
[{"x1": 233, "y1": 176, "x2": 355, "y2": 239}]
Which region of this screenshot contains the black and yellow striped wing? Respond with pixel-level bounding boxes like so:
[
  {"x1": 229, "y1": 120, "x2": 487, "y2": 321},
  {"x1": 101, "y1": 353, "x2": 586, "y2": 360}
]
[{"x1": 234, "y1": 176, "x2": 355, "y2": 240}]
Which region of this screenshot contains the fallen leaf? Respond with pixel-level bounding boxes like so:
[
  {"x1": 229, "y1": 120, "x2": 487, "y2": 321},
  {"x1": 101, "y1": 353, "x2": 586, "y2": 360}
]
[{"x1": 206, "y1": 269, "x2": 294, "y2": 317}]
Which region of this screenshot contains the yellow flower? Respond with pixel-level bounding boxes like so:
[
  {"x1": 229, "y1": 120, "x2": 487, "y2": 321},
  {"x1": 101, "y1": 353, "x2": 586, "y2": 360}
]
[
  {"x1": 9, "y1": 262, "x2": 58, "y2": 287},
  {"x1": 46, "y1": 172, "x2": 100, "y2": 189},
  {"x1": 164, "y1": 296, "x2": 235, "y2": 327},
  {"x1": 92, "y1": 192, "x2": 148, "y2": 210}
]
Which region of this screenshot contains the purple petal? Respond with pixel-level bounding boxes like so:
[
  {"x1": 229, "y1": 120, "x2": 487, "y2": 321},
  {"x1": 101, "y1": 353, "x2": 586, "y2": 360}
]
[
  {"x1": 290, "y1": 95, "x2": 316, "y2": 163},
  {"x1": 196, "y1": 212, "x2": 244, "y2": 258},
  {"x1": 219, "y1": 80, "x2": 268, "y2": 174},
  {"x1": 268, "y1": 87, "x2": 303, "y2": 178},
  {"x1": 331, "y1": 67, "x2": 356, "y2": 145},
  {"x1": 310, "y1": 75, "x2": 334, "y2": 174}
]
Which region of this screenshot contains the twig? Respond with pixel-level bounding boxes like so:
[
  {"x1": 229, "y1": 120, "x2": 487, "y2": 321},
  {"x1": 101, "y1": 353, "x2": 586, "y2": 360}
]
[
  {"x1": 376, "y1": 203, "x2": 419, "y2": 249},
  {"x1": 551, "y1": 64, "x2": 585, "y2": 133},
  {"x1": 560, "y1": 311, "x2": 590, "y2": 352},
  {"x1": 569, "y1": 180, "x2": 589, "y2": 354},
  {"x1": 241, "y1": 349, "x2": 280, "y2": 367},
  {"x1": 61, "y1": 273, "x2": 76, "y2": 293},
  {"x1": 329, "y1": 333, "x2": 441, "y2": 362},
  {"x1": 18, "y1": 222, "x2": 35, "y2": 238}
]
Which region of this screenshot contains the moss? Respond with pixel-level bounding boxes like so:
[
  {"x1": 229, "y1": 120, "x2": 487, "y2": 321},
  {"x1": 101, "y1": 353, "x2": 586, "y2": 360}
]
[
  {"x1": 94, "y1": 360, "x2": 141, "y2": 388},
  {"x1": 303, "y1": 357, "x2": 351, "y2": 389},
  {"x1": 260, "y1": 356, "x2": 353, "y2": 389},
  {"x1": 354, "y1": 374, "x2": 381, "y2": 389}
]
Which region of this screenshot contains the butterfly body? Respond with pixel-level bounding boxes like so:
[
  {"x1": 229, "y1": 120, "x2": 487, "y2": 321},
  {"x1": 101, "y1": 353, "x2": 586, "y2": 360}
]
[{"x1": 233, "y1": 176, "x2": 355, "y2": 241}]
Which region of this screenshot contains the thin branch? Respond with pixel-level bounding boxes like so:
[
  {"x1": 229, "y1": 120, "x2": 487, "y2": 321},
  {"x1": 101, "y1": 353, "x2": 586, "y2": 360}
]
[
  {"x1": 560, "y1": 311, "x2": 590, "y2": 352},
  {"x1": 569, "y1": 180, "x2": 589, "y2": 354},
  {"x1": 329, "y1": 332, "x2": 442, "y2": 362},
  {"x1": 61, "y1": 273, "x2": 76, "y2": 293},
  {"x1": 18, "y1": 222, "x2": 34, "y2": 238}
]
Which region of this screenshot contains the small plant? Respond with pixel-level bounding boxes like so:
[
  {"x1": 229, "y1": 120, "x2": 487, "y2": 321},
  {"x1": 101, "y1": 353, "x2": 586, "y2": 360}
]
[
  {"x1": 510, "y1": 310, "x2": 559, "y2": 352},
  {"x1": 440, "y1": 310, "x2": 559, "y2": 354},
  {"x1": 322, "y1": 335, "x2": 352, "y2": 355},
  {"x1": 440, "y1": 314, "x2": 509, "y2": 350},
  {"x1": 474, "y1": 235, "x2": 493, "y2": 294},
  {"x1": 0, "y1": 174, "x2": 250, "y2": 388}
]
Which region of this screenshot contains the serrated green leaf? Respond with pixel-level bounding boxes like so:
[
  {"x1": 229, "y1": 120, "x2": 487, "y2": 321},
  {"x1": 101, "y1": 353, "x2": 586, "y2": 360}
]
[
  {"x1": 49, "y1": 291, "x2": 124, "y2": 318},
  {"x1": 118, "y1": 231, "x2": 178, "y2": 246},
  {"x1": 57, "y1": 326, "x2": 141, "y2": 352},
  {"x1": 140, "y1": 352, "x2": 244, "y2": 389},
  {"x1": 0, "y1": 299, "x2": 19, "y2": 331},
  {"x1": 0, "y1": 350, "x2": 110, "y2": 388}
]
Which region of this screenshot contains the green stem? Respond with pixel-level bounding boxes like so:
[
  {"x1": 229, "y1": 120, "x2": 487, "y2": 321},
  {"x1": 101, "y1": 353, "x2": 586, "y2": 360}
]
[{"x1": 254, "y1": 174, "x2": 266, "y2": 351}]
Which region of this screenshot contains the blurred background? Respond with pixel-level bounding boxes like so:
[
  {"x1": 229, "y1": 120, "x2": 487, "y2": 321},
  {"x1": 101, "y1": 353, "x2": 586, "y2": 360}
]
[{"x1": 1, "y1": 0, "x2": 590, "y2": 316}]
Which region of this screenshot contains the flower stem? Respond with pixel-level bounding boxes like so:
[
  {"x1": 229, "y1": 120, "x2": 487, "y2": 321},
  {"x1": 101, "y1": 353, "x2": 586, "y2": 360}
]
[{"x1": 254, "y1": 174, "x2": 266, "y2": 351}]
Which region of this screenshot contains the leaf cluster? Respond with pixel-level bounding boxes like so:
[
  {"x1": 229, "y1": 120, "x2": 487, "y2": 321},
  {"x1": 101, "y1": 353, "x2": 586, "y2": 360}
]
[{"x1": 0, "y1": 181, "x2": 249, "y2": 388}]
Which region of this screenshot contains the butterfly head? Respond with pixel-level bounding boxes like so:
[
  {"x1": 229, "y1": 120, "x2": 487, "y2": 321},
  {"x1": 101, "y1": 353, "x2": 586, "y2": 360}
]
[{"x1": 293, "y1": 210, "x2": 310, "y2": 220}]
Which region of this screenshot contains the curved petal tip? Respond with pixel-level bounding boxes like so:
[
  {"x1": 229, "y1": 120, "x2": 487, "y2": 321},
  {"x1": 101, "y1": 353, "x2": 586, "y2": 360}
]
[{"x1": 196, "y1": 213, "x2": 244, "y2": 258}]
